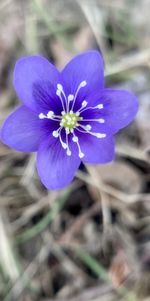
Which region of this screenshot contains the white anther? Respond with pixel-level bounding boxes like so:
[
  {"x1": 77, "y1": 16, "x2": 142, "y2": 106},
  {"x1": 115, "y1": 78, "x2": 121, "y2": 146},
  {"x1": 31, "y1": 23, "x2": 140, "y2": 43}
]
[
  {"x1": 57, "y1": 83, "x2": 63, "y2": 91},
  {"x1": 81, "y1": 100, "x2": 88, "y2": 107},
  {"x1": 79, "y1": 152, "x2": 84, "y2": 158},
  {"x1": 67, "y1": 149, "x2": 71, "y2": 156},
  {"x1": 56, "y1": 87, "x2": 66, "y2": 111},
  {"x1": 68, "y1": 94, "x2": 74, "y2": 101},
  {"x1": 52, "y1": 130, "x2": 59, "y2": 138},
  {"x1": 39, "y1": 113, "x2": 46, "y2": 119},
  {"x1": 56, "y1": 89, "x2": 60, "y2": 95},
  {"x1": 76, "y1": 112, "x2": 80, "y2": 116},
  {"x1": 72, "y1": 131, "x2": 85, "y2": 159},
  {"x1": 78, "y1": 103, "x2": 104, "y2": 115},
  {"x1": 80, "y1": 80, "x2": 87, "y2": 87},
  {"x1": 70, "y1": 110, "x2": 73, "y2": 114},
  {"x1": 71, "y1": 80, "x2": 87, "y2": 111},
  {"x1": 85, "y1": 125, "x2": 92, "y2": 131},
  {"x1": 76, "y1": 126, "x2": 106, "y2": 140},
  {"x1": 98, "y1": 118, "x2": 105, "y2": 123},
  {"x1": 96, "y1": 133, "x2": 106, "y2": 138},
  {"x1": 39, "y1": 111, "x2": 61, "y2": 122},
  {"x1": 62, "y1": 142, "x2": 67, "y2": 149},
  {"x1": 96, "y1": 104, "x2": 104, "y2": 109},
  {"x1": 72, "y1": 136, "x2": 78, "y2": 142},
  {"x1": 47, "y1": 111, "x2": 54, "y2": 118},
  {"x1": 61, "y1": 111, "x2": 65, "y2": 115}
]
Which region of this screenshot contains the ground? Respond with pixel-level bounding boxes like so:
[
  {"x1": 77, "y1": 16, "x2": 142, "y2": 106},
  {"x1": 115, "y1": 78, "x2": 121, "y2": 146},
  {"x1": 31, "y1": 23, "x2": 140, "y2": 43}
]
[{"x1": 0, "y1": 0, "x2": 150, "y2": 300}]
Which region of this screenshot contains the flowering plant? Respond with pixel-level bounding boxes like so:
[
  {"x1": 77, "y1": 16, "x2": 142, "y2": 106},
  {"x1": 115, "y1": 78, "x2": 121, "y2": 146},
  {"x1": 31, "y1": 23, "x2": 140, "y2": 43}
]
[{"x1": 1, "y1": 50, "x2": 138, "y2": 189}]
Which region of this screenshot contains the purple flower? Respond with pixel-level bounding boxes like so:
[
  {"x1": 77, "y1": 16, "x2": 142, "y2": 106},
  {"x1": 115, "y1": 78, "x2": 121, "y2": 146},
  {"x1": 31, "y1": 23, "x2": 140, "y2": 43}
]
[{"x1": 1, "y1": 50, "x2": 138, "y2": 189}]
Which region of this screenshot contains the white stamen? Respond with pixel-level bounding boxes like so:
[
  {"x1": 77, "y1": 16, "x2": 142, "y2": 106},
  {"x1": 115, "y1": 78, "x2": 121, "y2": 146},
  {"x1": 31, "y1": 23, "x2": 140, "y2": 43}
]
[
  {"x1": 76, "y1": 126, "x2": 106, "y2": 139},
  {"x1": 96, "y1": 104, "x2": 104, "y2": 109},
  {"x1": 81, "y1": 100, "x2": 88, "y2": 107},
  {"x1": 65, "y1": 128, "x2": 70, "y2": 135},
  {"x1": 66, "y1": 131, "x2": 71, "y2": 156},
  {"x1": 72, "y1": 131, "x2": 84, "y2": 158},
  {"x1": 53, "y1": 127, "x2": 68, "y2": 150},
  {"x1": 67, "y1": 149, "x2": 71, "y2": 156},
  {"x1": 72, "y1": 136, "x2": 78, "y2": 142},
  {"x1": 56, "y1": 90, "x2": 61, "y2": 96},
  {"x1": 39, "y1": 113, "x2": 46, "y2": 119},
  {"x1": 71, "y1": 80, "x2": 87, "y2": 111},
  {"x1": 80, "y1": 118, "x2": 105, "y2": 123},
  {"x1": 96, "y1": 133, "x2": 106, "y2": 138},
  {"x1": 47, "y1": 111, "x2": 54, "y2": 118},
  {"x1": 52, "y1": 130, "x2": 59, "y2": 137},
  {"x1": 56, "y1": 89, "x2": 66, "y2": 111},
  {"x1": 79, "y1": 124, "x2": 92, "y2": 131},
  {"x1": 59, "y1": 129, "x2": 67, "y2": 149},
  {"x1": 85, "y1": 124, "x2": 92, "y2": 130},
  {"x1": 39, "y1": 112, "x2": 61, "y2": 122},
  {"x1": 62, "y1": 143, "x2": 67, "y2": 149},
  {"x1": 77, "y1": 103, "x2": 104, "y2": 115},
  {"x1": 80, "y1": 80, "x2": 87, "y2": 87},
  {"x1": 57, "y1": 83, "x2": 63, "y2": 91},
  {"x1": 40, "y1": 82, "x2": 105, "y2": 156},
  {"x1": 67, "y1": 95, "x2": 74, "y2": 112},
  {"x1": 98, "y1": 118, "x2": 105, "y2": 123},
  {"x1": 56, "y1": 83, "x2": 69, "y2": 111},
  {"x1": 79, "y1": 152, "x2": 85, "y2": 158},
  {"x1": 68, "y1": 94, "x2": 74, "y2": 101}
]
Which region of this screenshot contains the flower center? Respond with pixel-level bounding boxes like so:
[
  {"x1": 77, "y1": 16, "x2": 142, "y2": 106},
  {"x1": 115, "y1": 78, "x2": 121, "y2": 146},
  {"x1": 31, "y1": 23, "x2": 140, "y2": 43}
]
[
  {"x1": 61, "y1": 112, "x2": 81, "y2": 130},
  {"x1": 38, "y1": 80, "x2": 106, "y2": 158}
]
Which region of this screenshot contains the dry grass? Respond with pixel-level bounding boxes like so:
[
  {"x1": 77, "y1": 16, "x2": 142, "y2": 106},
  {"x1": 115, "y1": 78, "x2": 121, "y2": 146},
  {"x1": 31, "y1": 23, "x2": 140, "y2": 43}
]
[{"x1": 0, "y1": 0, "x2": 150, "y2": 300}]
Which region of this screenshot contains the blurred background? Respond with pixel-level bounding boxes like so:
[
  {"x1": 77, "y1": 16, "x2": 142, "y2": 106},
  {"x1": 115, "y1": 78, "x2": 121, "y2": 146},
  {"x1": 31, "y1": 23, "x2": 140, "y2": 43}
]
[{"x1": 0, "y1": 0, "x2": 150, "y2": 300}]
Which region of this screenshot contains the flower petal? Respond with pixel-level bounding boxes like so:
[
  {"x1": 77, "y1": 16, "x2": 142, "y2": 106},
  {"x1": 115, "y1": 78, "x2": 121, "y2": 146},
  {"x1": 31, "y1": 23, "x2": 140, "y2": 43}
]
[
  {"x1": 102, "y1": 89, "x2": 138, "y2": 133},
  {"x1": 77, "y1": 133, "x2": 115, "y2": 164},
  {"x1": 13, "y1": 56, "x2": 60, "y2": 112},
  {"x1": 1, "y1": 106, "x2": 47, "y2": 152},
  {"x1": 79, "y1": 88, "x2": 138, "y2": 135},
  {"x1": 61, "y1": 50, "x2": 104, "y2": 99},
  {"x1": 36, "y1": 138, "x2": 81, "y2": 190}
]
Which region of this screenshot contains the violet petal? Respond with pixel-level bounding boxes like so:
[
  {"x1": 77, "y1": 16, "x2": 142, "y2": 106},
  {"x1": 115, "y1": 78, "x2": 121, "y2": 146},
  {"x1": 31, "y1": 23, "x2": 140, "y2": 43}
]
[
  {"x1": 1, "y1": 106, "x2": 47, "y2": 152},
  {"x1": 13, "y1": 55, "x2": 60, "y2": 112},
  {"x1": 36, "y1": 137, "x2": 81, "y2": 189}
]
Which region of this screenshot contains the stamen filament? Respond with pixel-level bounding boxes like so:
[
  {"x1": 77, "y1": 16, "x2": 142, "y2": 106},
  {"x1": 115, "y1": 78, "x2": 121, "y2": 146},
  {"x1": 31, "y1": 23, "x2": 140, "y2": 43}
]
[
  {"x1": 39, "y1": 112, "x2": 61, "y2": 121},
  {"x1": 72, "y1": 131, "x2": 84, "y2": 158},
  {"x1": 56, "y1": 89, "x2": 66, "y2": 112},
  {"x1": 77, "y1": 103, "x2": 104, "y2": 114},
  {"x1": 52, "y1": 127, "x2": 68, "y2": 150},
  {"x1": 67, "y1": 94, "x2": 74, "y2": 112},
  {"x1": 76, "y1": 126, "x2": 106, "y2": 139},
  {"x1": 66, "y1": 131, "x2": 71, "y2": 156},
  {"x1": 59, "y1": 128, "x2": 67, "y2": 149},
  {"x1": 40, "y1": 82, "x2": 106, "y2": 156},
  {"x1": 71, "y1": 80, "x2": 87, "y2": 111},
  {"x1": 79, "y1": 118, "x2": 105, "y2": 123}
]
